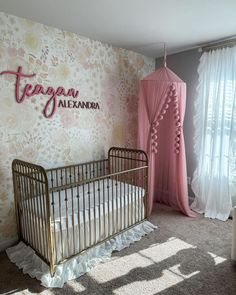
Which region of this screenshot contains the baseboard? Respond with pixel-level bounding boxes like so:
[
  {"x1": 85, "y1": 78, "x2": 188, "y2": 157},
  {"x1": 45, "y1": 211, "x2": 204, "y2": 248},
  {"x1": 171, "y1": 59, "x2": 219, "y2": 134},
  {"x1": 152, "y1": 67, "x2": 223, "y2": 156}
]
[
  {"x1": 0, "y1": 237, "x2": 18, "y2": 253},
  {"x1": 230, "y1": 207, "x2": 234, "y2": 219}
]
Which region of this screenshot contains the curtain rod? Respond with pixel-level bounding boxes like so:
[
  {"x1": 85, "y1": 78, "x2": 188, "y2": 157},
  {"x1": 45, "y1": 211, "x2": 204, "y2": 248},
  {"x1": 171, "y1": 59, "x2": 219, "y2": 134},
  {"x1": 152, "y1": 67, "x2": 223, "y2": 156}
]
[{"x1": 200, "y1": 37, "x2": 236, "y2": 52}]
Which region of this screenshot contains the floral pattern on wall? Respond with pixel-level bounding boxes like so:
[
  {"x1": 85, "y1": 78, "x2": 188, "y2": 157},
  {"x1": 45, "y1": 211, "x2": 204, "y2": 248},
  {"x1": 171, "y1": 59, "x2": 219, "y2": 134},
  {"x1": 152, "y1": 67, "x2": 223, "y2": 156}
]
[{"x1": 0, "y1": 12, "x2": 154, "y2": 244}]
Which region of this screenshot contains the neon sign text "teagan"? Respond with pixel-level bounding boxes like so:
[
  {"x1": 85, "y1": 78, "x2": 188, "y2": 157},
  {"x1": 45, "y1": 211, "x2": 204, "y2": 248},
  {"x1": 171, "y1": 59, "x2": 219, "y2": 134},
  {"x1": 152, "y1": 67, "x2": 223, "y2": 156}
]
[{"x1": 0, "y1": 66, "x2": 100, "y2": 118}]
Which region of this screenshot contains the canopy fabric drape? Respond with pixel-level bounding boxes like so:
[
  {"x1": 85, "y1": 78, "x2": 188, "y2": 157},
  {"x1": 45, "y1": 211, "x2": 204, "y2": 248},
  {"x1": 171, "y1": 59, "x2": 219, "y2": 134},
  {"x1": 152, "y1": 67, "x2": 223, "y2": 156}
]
[
  {"x1": 138, "y1": 66, "x2": 195, "y2": 217},
  {"x1": 191, "y1": 46, "x2": 236, "y2": 221}
]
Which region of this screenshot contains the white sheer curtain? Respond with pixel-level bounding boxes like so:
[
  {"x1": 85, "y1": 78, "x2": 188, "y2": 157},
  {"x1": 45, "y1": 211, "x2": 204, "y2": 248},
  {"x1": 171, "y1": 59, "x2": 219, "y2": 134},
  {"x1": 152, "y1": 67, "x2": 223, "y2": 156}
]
[{"x1": 191, "y1": 46, "x2": 236, "y2": 221}]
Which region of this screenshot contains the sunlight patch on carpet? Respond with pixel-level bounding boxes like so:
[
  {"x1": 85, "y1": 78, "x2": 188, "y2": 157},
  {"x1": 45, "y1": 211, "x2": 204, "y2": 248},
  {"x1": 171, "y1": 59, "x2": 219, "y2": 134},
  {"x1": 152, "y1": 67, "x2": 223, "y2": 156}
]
[
  {"x1": 88, "y1": 236, "x2": 228, "y2": 294},
  {"x1": 208, "y1": 252, "x2": 227, "y2": 265}
]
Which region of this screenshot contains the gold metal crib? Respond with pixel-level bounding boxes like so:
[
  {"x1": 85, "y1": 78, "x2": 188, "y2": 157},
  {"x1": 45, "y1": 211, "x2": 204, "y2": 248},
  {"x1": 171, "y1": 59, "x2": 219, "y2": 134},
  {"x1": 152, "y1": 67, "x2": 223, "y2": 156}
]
[{"x1": 12, "y1": 147, "x2": 149, "y2": 276}]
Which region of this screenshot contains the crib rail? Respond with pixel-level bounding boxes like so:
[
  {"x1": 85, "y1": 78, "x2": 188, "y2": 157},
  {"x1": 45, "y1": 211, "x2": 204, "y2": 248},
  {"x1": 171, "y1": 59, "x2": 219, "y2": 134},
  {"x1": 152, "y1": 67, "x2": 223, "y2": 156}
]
[
  {"x1": 12, "y1": 147, "x2": 149, "y2": 276},
  {"x1": 46, "y1": 159, "x2": 109, "y2": 189},
  {"x1": 108, "y1": 147, "x2": 148, "y2": 172}
]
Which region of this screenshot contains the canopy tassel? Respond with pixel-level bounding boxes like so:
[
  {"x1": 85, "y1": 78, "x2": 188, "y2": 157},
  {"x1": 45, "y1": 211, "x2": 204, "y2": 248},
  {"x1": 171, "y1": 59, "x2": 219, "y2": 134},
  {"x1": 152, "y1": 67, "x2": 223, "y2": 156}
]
[{"x1": 163, "y1": 43, "x2": 167, "y2": 67}]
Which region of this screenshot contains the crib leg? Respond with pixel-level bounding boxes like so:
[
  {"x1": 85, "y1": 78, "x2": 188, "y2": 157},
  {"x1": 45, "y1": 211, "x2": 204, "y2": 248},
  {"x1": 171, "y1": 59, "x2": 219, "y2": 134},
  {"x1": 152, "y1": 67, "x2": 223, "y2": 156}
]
[{"x1": 50, "y1": 264, "x2": 56, "y2": 277}]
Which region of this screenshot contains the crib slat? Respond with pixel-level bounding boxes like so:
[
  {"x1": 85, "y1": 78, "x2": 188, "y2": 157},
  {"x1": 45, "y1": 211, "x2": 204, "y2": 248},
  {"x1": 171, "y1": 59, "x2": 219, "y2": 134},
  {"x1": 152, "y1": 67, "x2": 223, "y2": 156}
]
[
  {"x1": 93, "y1": 172, "x2": 96, "y2": 244},
  {"x1": 38, "y1": 173, "x2": 46, "y2": 259},
  {"x1": 119, "y1": 153, "x2": 122, "y2": 230},
  {"x1": 50, "y1": 170, "x2": 58, "y2": 263},
  {"x1": 76, "y1": 183, "x2": 81, "y2": 252},
  {"x1": 102, "y1": 176, "x2": 106, "y2": 238},
  {"x1": 111, "y1": 175, "x2": 114, "y2": 235},
  {"x1": 107, "y1": 177, "x2": 110, "y2": 236},
  {"x1": 98, "y1": 173, "x2": 101, "y2": 241},
  {"x1": 34, "y1": 171, "x2": 41, "y2": 253},
  {"x1": 88, "y1": 181, "x2": 92, "y2": 247},
  {"x1": 127, "y1": 162, "x2": 130, "y2": 227},
  {"x1": 59, "y1": 170, "x2": 64, "y2": 260},
  {"x1": 82, "y1": 164, "x2": 86, "y2": 250},
  {"x1": 64, "y1": 169, "x2": 70, "y2": 257},
  {"x1": 70, "y1": 168, "x2": 76, "y2": 255}
]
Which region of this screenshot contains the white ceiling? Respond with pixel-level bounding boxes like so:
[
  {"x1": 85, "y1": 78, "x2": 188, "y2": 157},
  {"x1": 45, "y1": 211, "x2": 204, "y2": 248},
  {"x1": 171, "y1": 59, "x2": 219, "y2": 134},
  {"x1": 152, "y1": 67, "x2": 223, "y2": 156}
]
[{"x1": 1, "y1": 0, "x2": 236, "y2": 57}]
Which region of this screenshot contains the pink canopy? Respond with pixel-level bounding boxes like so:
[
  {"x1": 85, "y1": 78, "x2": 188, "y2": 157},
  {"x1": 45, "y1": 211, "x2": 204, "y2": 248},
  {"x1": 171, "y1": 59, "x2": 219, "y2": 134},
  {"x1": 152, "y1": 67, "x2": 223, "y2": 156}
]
[{"x1": 138, "y1": 65, "x2": 195, "y2": 217}]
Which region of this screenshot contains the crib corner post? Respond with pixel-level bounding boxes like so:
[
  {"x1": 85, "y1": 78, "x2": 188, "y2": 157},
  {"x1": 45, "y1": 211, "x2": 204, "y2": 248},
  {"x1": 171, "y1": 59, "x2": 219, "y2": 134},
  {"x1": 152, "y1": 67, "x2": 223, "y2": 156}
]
[
  {"x1": 12, "y1": 159, "x2": 22, "y2": 241},
  {"x1": 46, "y1": 189, "x2": 55, "y2": 278},
  {"x1": 42, "y1": 169, "x2": 55, "y2": 279},
  {"x1": 143, "y1": 151, "x2": 149, "y2": 219},
  {"x1": 50, "y1": 263, "x2": 56, "y2": 278},
  {"x1": 145, "y1": 158, "x2": 149, "y2": 220}
]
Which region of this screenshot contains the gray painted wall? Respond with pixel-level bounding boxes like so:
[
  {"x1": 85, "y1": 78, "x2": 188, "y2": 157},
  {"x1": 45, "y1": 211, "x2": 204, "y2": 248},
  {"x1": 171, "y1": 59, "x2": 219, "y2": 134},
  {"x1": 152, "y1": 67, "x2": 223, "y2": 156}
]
[{"x1": 156, "y1": 49, "x2": 202, "y2": 198}]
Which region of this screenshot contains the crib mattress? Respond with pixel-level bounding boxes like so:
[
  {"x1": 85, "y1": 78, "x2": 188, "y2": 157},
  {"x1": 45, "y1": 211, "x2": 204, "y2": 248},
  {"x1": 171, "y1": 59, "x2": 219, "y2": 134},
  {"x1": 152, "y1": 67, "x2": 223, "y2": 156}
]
[
  {"x1": 23, "y1": 178, "x2": 145, "y2": 228},
  {"x1": 21, "y1": 178, "x2": 145, "y2": 262},
  {"x1": 50, "y1": 178, "x2": 144, "y2": 229}
]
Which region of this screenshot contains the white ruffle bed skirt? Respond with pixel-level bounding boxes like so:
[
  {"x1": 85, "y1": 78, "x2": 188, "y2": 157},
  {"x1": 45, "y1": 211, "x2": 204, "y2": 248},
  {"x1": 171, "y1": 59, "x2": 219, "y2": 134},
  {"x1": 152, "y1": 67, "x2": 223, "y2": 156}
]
[{"x1": 6, "y1": 221, "x2": 157, "y2": 288}]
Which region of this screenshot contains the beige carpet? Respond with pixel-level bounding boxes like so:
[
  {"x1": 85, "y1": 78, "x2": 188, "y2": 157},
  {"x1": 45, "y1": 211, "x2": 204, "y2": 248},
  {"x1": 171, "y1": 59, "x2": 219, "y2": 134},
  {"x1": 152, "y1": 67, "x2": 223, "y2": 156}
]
[{"x1": 0, "y1": 204, "x2": 236, "y2": 295}]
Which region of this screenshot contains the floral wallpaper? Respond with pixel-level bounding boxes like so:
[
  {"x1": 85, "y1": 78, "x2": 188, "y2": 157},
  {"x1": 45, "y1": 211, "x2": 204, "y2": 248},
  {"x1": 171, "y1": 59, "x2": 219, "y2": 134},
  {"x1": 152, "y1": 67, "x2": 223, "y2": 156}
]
[{"x1": 0, "y1": 12, "x2": 154, "y2": 247}]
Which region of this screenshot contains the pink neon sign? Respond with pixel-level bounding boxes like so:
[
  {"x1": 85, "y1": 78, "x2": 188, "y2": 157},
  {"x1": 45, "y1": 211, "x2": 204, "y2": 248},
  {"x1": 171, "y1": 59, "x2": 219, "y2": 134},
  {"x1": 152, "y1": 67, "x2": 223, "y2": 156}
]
[{"x1": 0, "y1": 66, "x2": 99, "y2": 118}]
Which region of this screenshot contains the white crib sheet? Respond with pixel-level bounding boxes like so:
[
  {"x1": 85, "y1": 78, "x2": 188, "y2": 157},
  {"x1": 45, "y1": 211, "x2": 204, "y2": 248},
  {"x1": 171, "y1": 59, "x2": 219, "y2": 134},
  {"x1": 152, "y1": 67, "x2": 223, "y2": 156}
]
[
  {"x1": 22, "y1": 178, "x2": 146, "y2": 262},
  {"x1": 50, "y1": 178, "x2": 144, "y2": 227}
]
